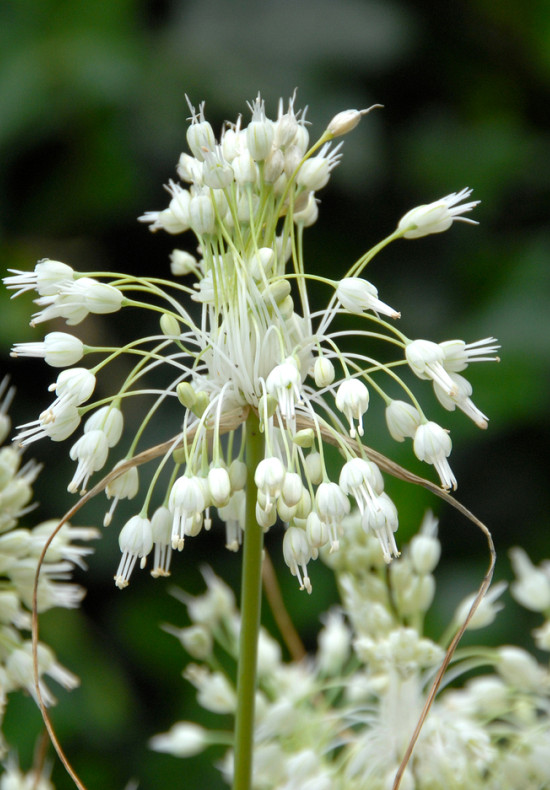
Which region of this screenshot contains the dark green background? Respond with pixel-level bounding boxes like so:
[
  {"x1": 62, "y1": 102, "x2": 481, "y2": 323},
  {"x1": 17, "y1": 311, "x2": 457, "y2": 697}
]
[{"x1": 1, "y1": 1, "x2": 549, "y2": 787}]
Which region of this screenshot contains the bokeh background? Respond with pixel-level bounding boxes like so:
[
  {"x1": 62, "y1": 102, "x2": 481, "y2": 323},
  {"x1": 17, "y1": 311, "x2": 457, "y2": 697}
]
[{"x1": 1, "y1": 0, "x2": 549, "y2": 787}]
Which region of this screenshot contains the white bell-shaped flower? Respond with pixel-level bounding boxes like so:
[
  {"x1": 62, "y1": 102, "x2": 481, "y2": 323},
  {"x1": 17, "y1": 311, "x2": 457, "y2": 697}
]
[
  {"x1": 413, "y1": 421, "x2": 456, "y2": 490},
  {"x1": 315, "y1": 481, "x2": 350, "y2": 550},
  {"x1": 313, "y1": 356, "x2": 335, "y2": 388},
  {"x1": 68, "y1": 429, "x2": 109, "y2": 493},
  {"x1": 4, "y1": 259, "x2": 74, "y2": 298},
  {"x1": 115, "y1": 514, "x2": 153, "y2": 589},
  {"x1": 266, "y1": 357, "x2": 301, "y2": 422},
  {"x1": 11, "y1": 332, "x2": 84, "y2": 368},
  {"x1": 336, "y1": 277, "x2": 399, "y2": 318},
  {"x1": 397, "y1": 188, "x2": 479, "y2": 239},
  {"x1": 405, "y1": 339, "x2": 458, "y2": 397},
  {"x1": 440, "y1": 337, "x2": 500, "y2": 372},
  {"x1": 335, "y1": 378, "x2": 370, "y2": 438},
  {"x1": 385, "y1": 399, "x2": 422, "y2": 442},
  {"x1": 283, "y1": 526, "x2": 312, "y2": 593},
  {"x1": 433, "y1": 372, "x2": 489, "y2": 429},
  {"x1": 49, "y1": 367, "x2": 96, "y2": 407},
  {"x1": 339, "y1": 457, "x2": 384, "y2": 515},
  {"x1": 84, "y1": 405, "x2": 123, "y2": 447},
  {"x1": 150, "y1": 505, "x2": 173, "y2": 578},
  {"x1": 246, "y1": 95, "x2": 274, "y2": 161},
  {"x1": 254, "y1": 457, "x2": 286, "y2": 510},
  {"x1": 169, "y1": 475, "x2": 208, "y2": 550}
]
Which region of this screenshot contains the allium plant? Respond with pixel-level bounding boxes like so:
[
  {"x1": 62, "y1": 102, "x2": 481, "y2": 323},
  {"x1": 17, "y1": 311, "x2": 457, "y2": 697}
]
[
  {"x1": 3, "y1": 94, "x2": 499, "y2": 789},
  {"x1": 152, "y1": 514, "x2": 550, "y2": 790}
]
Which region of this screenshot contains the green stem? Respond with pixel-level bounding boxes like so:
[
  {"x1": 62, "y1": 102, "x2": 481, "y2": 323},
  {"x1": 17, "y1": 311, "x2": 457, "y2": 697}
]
[{"x1": 233, "y1": 412, "x2": 264, "y2": 790}]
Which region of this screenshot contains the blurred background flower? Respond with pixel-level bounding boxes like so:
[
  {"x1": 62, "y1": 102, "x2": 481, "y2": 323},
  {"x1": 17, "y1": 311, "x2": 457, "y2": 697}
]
[{"x1": 0, "y1": 1, "x2": 549, "y2": 787}]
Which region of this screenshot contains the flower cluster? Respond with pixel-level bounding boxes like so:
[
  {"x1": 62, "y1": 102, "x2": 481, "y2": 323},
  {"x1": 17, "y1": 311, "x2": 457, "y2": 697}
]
[
  {"x1": 0, "y1": 379, "x2": 98, "y2": 758},
  {"x1": 151, "y1": 514, "x2": 550, "y2": 790},
  {"x1": 4, "y1": 94, "x2": 498, "y2": 591}
]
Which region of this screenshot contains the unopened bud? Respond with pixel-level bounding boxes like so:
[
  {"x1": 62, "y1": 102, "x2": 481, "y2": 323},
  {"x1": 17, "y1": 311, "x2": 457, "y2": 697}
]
[
  {"x1": 160, "y1": 313, "x2": 181, "y2": 337},
  {"x1": 326, "y1": 105, "x2": 382, "y2": 138},
  {"x1": 177, "y1": 382, "x2": 196, "y2": 409}
]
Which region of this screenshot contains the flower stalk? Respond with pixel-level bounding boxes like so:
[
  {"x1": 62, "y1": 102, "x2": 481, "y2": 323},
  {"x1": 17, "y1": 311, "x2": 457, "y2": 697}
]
[{"x1": 233, "y1": 411, "x2": 264, "y2": 790}]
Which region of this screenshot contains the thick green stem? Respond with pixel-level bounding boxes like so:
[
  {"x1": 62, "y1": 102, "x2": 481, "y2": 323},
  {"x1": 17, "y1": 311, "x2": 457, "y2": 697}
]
[{"x1": 233, "y1": 412, "x2": 264, "y2": 790}]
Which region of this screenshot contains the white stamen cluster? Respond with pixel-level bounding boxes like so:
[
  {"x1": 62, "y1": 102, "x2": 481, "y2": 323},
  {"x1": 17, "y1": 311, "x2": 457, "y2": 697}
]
[{"x1": 3, "y1": 94, "x2": 498, "y2": 591}]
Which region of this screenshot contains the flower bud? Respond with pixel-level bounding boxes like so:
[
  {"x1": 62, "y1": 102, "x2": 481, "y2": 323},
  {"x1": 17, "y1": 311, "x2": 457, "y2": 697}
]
[
  {"x1": 208, "y1": 466, "x2": 231, "y2": 507},
  {"x1": 170, "y1": 250, "x2": 197, "y2": 276},
  {"x1": 189, "y1": 194, "x2": 215, "y2": 236},
  {"x1": 247, "y1": 96, "x2": 274, "y2": 161},
  {"x1": 385, "y1": 400, "x2": 421, "y2": 442},
  {"x1": 326, "y1": 105, "x2": 381, "y2": 138},
  {"x1": 314, "y1": 356, "x2": 335, "y2": 387}
]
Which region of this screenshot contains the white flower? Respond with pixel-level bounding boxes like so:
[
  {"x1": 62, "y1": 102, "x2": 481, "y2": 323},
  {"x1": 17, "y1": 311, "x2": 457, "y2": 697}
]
[
  {"x1": 169, "y1": 476, "x2": 208, "y2": 551},
  {"x1": 360, "y1": 491, "x2": 399, "y2": 563},
  {"x1": 313, "y1": 356, "x2": 335, "y2": 387},
  {"x1": 104, "y1": 463, "x2": 139, "y2": 526},
  {"x1": 189, "y1": 193, "x2": 216, "y2": 236},
  {"x1": 509, "y1": 547, "x2": 550, "y2": 612},
  {"x1": 317, "y1": 609, "x2": 351, "y2": 673},
  {"x1": 315, "y1": 482, "x2": 350, "y2": 550},
  {"x1": 406, "y1": 339, "x2": 458, "y2": 396},
  {"x1": 0, "y1": 377, "x2": 15, "y2": 444},
  {"x1": 207, "y1": 466, "x2": 231, "y2": 508},
  {"x1": 170, "y1": 249, "x2": 197, "y2": 276},
  {"x1": 385, "y1": 399, "x2": 422, "y2": 442},
  {"x1": 283, "y1": 526, "x2": 312, "y2": 593},
  {"x1": 3, "y1": 259, "x2": 74, "y2": 298},
  {"x1": 335, "y1": 378, "x2": 370, "y2": 438},
  {"x1": 255, "y1": 457, "x2": 286, "y2": 510},
  {"x1": 84, "y1": 405, "x2": 123, "y2": 447},
  {"x1": 454, "y1": 580, "x2": 507, "y2": 630},
  {"x1": 326, "y1": 105, "x2": 381, "y2": 138},
  {"x1": 409, "y1": 515, "x2": 441, "y2": 575},
  {"x1": 246, "y1": 94, "x2": 274, "y2": 161},
  {"x1": 115, "y1": 514, "x2": 153, "y2": 589},
  {"x1": 149, "y1": 722, "x2": 208, "y2": 757},
  {"x1": 296, "y1": 144, "x2": 341, "y2": 192},
  {"x1": 184, "y1": 664, "x2": 237, "y2": 713},
  {"x1": 413, "y1": 421, "x2": 456, "y2": 490},
  {"x1": 15, "y1": 401, "x2": 81, "y2": 446},
  {"x1": 75, "y1": 277, "x2": 124, "y2": 314},
  {"x1": 185, "y1": 99, "x2": 216, "y2": 162},
  {"x1": 150, "y1": 505, "x2": 173, "y2": 578},
  {"x1": 265, "y1": 357, "x2": 302, "y2": 422},
  {"x1": 202, "y1": 147, "x2": 234, "y2": 190},
  {"x1": 496, "y1": 646, "x2": 546, "y2": 691},
  {"x1": 339, "y1": 457, "x2": 384, "y2": 514},
  {"x1": 11, "y1": 332, "x2": 84, "y2": 368},
  {"x1": 440, "y1": 337, "x2": 500, "y2": 372},
  {"x1": 397, "y1": 187, "x2": 479, "y2": 238},
  {"x1": 433, "y1": 371, "x2": 489, "y2": 428},
  {"x1": 336, "y1": 277, "x2": 400, "y2": 318},
  {"x1": 48, "y1": 367, "x2": 96, "y2": 409},
  {"x1": 68, "y1": 429, "x2": 109, "y2": 493}
]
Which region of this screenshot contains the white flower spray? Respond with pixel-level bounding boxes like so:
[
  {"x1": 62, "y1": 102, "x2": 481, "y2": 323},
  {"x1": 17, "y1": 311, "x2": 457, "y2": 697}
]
[
  {"x1": 0, "y1": 377, "x2": 98, "y2": 767},
  {"x1": 152, "y1": 516, "x2": 550, "y2": 790},
  {"x1": 4, "y1": 93, "x2": 499, "y2": 789}
]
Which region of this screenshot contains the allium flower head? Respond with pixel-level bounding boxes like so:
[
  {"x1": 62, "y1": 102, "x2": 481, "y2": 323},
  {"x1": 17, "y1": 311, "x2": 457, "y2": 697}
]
[{"x1": 3, "y1": 94, "x2": 498, "y2": 590}]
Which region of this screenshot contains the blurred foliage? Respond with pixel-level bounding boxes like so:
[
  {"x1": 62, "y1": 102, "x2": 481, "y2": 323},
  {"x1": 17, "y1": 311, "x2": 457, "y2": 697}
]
[{"x1": 1, "y1": 0, "x2": 549, "y2": 787}]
